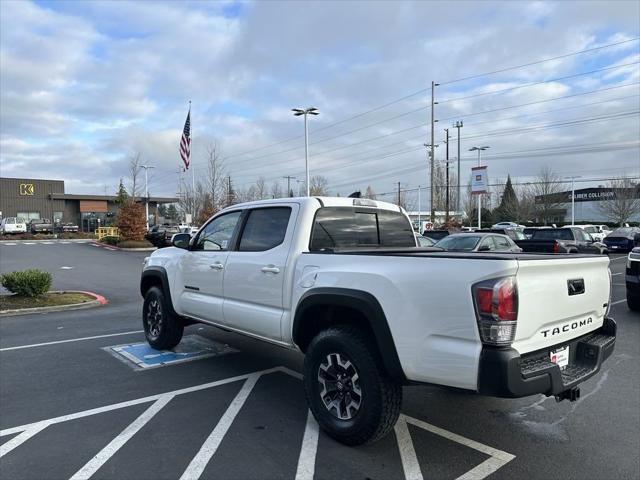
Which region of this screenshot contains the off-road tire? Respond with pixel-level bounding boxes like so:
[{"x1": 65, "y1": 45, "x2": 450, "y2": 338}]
[
  {"x1": 627, "y1": 290, "x2": 640, "y2": 311},
  {"x1": 303, "y1": 325, "x2": 402, "y2": 446},
  {"x1": 142, "y1": 286, "x2": 184, "y2": 350}
]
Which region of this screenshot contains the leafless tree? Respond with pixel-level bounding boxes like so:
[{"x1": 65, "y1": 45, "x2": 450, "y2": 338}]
[
  {"x1": 204, "y1": 141, "x2": 226, "y2": 214},
  {"x1": 531, "y1": 166, "x2": 566, "y2": 225},
  {"x1": 254, "y1": 177, "x2": 268, "y2": 200},
  {"x1": 596, "y1": 177, "x2": 640, "y2": 226},
  {"x1": 364, "y1": 185, "x2": 377, "y2": 200},
  {"x1": 128, "y1": 152, "x2": 142, "y2": 200},
  {"x1": 271, "y1": 181, "x2": 283, "y2": 199},
  {"x1": 309, "y1": 175, "x2": 329, "y2": 196}
]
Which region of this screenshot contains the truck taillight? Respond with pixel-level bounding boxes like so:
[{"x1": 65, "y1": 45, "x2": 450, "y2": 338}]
[
  {"x1": 472, "y1": 277, "x2": 518, "y2": 346},
  {"x1": 553, "y1": 241, "x2": 559, "y2": 254}
]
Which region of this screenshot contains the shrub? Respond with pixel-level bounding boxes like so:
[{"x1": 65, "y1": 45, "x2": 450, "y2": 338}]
[
  {"x1": 116, "y1": 199, "x2": 146, "y2": 241},
  {"x1": 117, "y1": 239, "x2": 154, "y2": 249},
  {"x1": 100, "y1": 235, "x2": 120, "y2": 245},
  {"x1": 1, "y1": 269, "x2": 52, "y2": 297}
]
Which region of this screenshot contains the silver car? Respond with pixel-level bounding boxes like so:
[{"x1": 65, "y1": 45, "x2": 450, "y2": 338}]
[{"x1": 434, "y1": 232, "x2": 522, "y2": 253}]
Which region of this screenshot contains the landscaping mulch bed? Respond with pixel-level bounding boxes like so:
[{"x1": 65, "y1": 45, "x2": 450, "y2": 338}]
[{"x1": 0, "y1": 292, "x2": 95, "y2": 311}]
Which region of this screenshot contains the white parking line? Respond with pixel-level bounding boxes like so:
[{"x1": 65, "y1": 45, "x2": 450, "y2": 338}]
[
  {"x1": 295, "y1": 411, "x2": 320, "y2": 480},
  {"x1": 0, "y1": 331, "x2": 144, "y2": 352},
  {"x1": 610, "y1": 299, "x2": 626, "y2": 305},
  {"x1": 179, "y1": 373, "x2": 260, "y2": 480},
  {"x1": 611, "y1": 272, "x2": 623, "y2": 276},
  {"x1": 0, "y1": 367, "x2": 516, "y2": 480},
  {"x1": 70, "y1": 395, "x2": 174, "y2": 480},
  {"x1": 609, "y1": 255, "x2": 628, "y2": 261}
]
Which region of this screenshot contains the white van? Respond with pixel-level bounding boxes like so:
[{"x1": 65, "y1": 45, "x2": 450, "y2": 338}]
[{"x1": 1, "y1": 217, "x2": 27, "y2": 235}]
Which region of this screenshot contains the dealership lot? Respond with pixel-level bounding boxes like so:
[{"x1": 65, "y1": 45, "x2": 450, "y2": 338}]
[{"x1": 1, "y1": 242, "x2": 638, "y2": 480}]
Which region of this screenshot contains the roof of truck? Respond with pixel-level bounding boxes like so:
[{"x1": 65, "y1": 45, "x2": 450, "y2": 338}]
[{"x1": 231, "y1": 196, "x2": 405, "y2": 213}]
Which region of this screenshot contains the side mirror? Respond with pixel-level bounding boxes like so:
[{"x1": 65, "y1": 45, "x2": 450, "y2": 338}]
[
  {"x1": 172, "y1": 233, "x2": 191, "y2": 249},
  {"x1": 478, "y1": 244, "x2": 491, "y2": 252},
  {"x1": 634, "y1": 232, "x2": 640, "y2": 247}
]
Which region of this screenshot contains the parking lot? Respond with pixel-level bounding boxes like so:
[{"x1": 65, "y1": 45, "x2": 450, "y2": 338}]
[{"x1": 1, "y1": 241, "x2": 638, "y2": 480}]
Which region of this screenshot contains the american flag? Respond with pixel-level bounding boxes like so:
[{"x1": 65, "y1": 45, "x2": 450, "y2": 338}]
[{"x1": 180, "y1": 109, "x2": 191, "y2": 170}]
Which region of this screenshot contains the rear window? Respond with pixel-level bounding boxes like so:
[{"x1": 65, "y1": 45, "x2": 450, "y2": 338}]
[
  {"x1": 310, "y1": 207, "x2": 414, "y2": 251},
  {"x1": 610, "y1": 228, "x2": 637, "y2": 237},
  {"x1": 531, "y1": 229, "x2": 572, "y2": 240},
  {"x1": 435, "y1": 235, "x2": 480, "y2": 251}
]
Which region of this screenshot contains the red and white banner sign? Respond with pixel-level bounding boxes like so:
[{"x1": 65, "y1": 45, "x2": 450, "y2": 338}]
[{"x1": 471, "y1": 166, "x2": 488, "y2": 194}]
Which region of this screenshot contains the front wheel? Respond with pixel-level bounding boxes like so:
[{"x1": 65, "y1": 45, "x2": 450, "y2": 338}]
[
  {"x1": 303, "y1": 326, "x2": 402, "y2": 446},
  {"x1": 142, "y1": 286, "x2": 184, "y2": 350}
]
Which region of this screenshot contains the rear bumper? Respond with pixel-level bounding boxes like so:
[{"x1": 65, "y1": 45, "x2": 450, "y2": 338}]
[{"x1": 477, "y1": 317, "x2": 616, "y2": 398}]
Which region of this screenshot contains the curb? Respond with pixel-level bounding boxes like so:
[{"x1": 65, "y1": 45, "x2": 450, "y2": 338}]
[
  {"x1": 0, "y1": 291, "x2": 108, "y2": 317},
  {"x1": 91, "y1": 242, "x2": 156, "y2": 252},
  {"x1": 0, "y1": 239, "x2": 94, "y2": 243}
]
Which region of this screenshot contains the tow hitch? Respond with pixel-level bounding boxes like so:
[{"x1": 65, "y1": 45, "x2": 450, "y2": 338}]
[{"x1": 555, "y1": 387, "x2": 580, "y2": 402}]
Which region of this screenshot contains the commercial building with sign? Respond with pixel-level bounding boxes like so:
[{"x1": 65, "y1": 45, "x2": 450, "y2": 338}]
[
  {"x1": 535, "y1": 186, "x2": 640, "y2": 224},
  {"x1": 0, "y1": 177, "x2": 178, "y2": 232}
]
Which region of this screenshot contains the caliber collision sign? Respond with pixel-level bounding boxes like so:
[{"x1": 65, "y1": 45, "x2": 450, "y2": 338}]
[{"x1": 471, "y1": 166, "x2": 488, "y2": 194}]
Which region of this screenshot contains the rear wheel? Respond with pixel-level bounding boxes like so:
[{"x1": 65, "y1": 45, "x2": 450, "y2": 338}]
[
  {"x1": 143, "y1": 286, "x2": 183, "y2": 350},
  {"x1": 303, "y1": 325, "x2": 402, "y2": 446},
  {"x1": 627, "y1": 290, "x2": 640, "y2": 311}
]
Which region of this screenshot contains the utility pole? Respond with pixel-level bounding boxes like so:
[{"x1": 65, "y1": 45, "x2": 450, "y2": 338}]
[
  {"x1": 417, "y1": 185, "x2": 421, "y2": 232},
  {"x1": 140, "y1": 164, "x2": 155, "y2": 230},
  {"x1": 283, "y1": 176, "x2": 296, "y2": 197},
  {"x1": 397, "y1": 182, "x2": 401, "y2": 207},
  {"x1": 564, "y1": 176, "x2": 582, "y2": 225},
  {"x1": 430, "y1": 81, "x2": 439, "y2": 223},
  {"x1": 454, "y1": 120, "x2": 463, "y2": 215},
  {"x1": 227, "y1": 176, "x2": 233, "y2": 206},
  {"x1": 444, "y1": 128, "x2": 450, "y2": 226}
]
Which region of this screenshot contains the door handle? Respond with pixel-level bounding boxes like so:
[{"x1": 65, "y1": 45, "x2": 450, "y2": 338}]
[
  {"x1": 209, "y1": 263, "x2": 224, "y2": 270},
  {"x1": 261, "y1": 265, "x2": 280, "y2": 274}
]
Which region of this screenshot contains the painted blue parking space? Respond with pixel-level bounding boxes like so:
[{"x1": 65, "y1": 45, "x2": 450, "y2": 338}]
[{"x1": 106, "y1": 335, "x2": 238, "y2": 370}]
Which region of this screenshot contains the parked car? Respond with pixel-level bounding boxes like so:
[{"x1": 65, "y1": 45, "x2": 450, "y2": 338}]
[
  {"x1": 515, "y1": 227, "x2": 608, "y2": 255},
  {"x1": 422, "y1": 229, "x2": 450, "y2": 242},
  {"x1": 571, "y1": 224, "x2": 610, "y2": 242},
  {"x1": 414, "y1": 233, "x2": 436, "y2": 247},
  {"x1": 141, "y1": 196, "x2": 615, "y2": 445},
  {"x1": 180, "y1": 226, "x2": 199, "y2": 235},
  {"x1": 29, "y1": 218, "x2": 53, "y2": 234},
  {"x1": 604, "y1": 227, "x2": 640, "y2": 253},
  {"x1": 523, "y1": 226, "x2": 552, "y2": 239},
  {"x1": 478, "y1": 227, "x2": 526, "y2": 241},
  {"x1": 435, "y1": 232, "x2": 522, "y2": 252},
  {"x1": 626, "y1": 234, "x2": 640, "y2": 311},
  {"x1": 1, "y1": 217, "x2": 27, "y2": 234},
  {"x1": 492, "y1": 221, "x2": 519, "y2": 229}
]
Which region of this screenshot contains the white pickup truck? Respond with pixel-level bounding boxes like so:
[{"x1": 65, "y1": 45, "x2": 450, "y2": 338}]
[{"x1": 140, "y1": 197, "x2": 616, "y2": 445}]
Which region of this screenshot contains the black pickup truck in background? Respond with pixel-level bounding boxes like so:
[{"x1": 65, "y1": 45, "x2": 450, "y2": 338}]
[{"x1": 515, "y1": 227, "x2": 608, "y2": 254}]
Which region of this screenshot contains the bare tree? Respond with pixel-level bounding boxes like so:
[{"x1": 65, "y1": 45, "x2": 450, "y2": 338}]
[
  {"x1": 254, "y1": 177, "x2": 268, "y2": 200},
  {"x1": 364, "y1": 185, "x2": 377, "y2": 200},
  {"x1": 128, "y1": 152, "x2": 142, "y2": 200},
  {"x1": 532, "y1": 166, "x2": 566, "y2": 225},
  {"x1": 596, "y1": 178, "x2": 640, "y2": 226},
  {"x1": 271, "y1": 181, "x2": 283, "y2": 199},
  {"x1": 309, "y1": 175, "x2": 329, "y2": 196},
  {"x1": 205, "y1": 141, "x2": 226, "y2": 214}
]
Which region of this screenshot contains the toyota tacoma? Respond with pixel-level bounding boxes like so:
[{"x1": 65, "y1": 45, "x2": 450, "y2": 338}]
[{"x1": 140, "y1": 197, "x2": 616, "y2": 445}]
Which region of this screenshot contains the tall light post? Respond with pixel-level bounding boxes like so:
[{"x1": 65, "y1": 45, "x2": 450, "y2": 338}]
[
  {"x1": 454, "y1": 120, "x2": 463, "y2": 214},
  {"x1": 565, "y1": 175, "x2": 582, "y2": 225},
  {"x1": 469, "y1": 146, "x2": 490, "y2": 229},
  {"x1": 292, "y1": 107, "x2": 319, "y2": 196},
  {"x1": 140, "y1": 164, "x2": 155, "y2": 230}
]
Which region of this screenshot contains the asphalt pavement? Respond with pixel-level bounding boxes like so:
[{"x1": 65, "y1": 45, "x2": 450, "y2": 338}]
[{"x1": 0, "y1": 241, "x2": 638, "y2": 480}]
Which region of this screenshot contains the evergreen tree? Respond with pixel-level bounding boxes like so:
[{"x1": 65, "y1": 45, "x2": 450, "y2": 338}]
[
  {"x1": 495, "y1": 175, "x2": 519, "y2": 221},
  {"x1": 115, "y1": 178, "x2": 129, "y2": 206}
]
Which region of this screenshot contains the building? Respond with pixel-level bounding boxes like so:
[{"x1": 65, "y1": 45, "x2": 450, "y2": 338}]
[
  {"x1": 535, "y1": 186, "x2": 640, "y2": 224},
  {"x1": 0, "y1": 177, "x2": 178, "y2": 232}
]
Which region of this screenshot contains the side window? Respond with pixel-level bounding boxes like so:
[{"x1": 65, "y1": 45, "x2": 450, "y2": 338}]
[
  {"x1": 479, "y1": 237, "x2": 495, "y2": 250},
  {"x1": 194, "y1": 211, "x2": 242, "y2": 251},
  {"x1": 238, "y1": 207, "x2": 291, "y2": 252},
  {"x1": 494, "y1": 236, "x2": 511, "y2": 250},
  {"x1": 573, "y1": 229, "x2": 586, "y2": 241}
]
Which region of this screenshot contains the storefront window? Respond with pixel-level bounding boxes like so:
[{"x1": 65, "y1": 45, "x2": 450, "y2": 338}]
[{"x1": 17, "y1": 212, "x2": 40, "y2": 222}]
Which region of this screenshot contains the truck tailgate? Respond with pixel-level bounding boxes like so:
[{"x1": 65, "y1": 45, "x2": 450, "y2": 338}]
[{"x1": 513, "y1": 255, "x2": 610, "y2": 354}]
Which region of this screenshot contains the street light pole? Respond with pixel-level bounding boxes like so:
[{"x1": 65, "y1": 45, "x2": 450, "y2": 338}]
[
  {"x1": 292, "y1": 107, "x2": 319, "y2": 196},
  {"x1": 140, "y1": 164, "x2": 155, "y2": 230},
  {"x1": 565, "y1": 176, "x2": 582, "y2": 225},
  {"x1": 469, "y1": 146, "x2": 490, "y2": 229},
  {"x1": 454, "y1": 120, "x2": 463, "y2": 214}
]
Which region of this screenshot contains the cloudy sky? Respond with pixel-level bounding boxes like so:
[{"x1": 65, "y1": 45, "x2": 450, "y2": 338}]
[{"x1": 1, "y1": 0, "x2": 639, "y2": 209}]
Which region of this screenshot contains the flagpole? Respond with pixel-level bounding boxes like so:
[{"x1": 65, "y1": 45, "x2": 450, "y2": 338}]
[{"x1": 189, "y1": 100, "x2": 195, "y2": 225}]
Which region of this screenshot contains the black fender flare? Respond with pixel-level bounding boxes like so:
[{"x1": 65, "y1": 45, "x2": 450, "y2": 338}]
[
  {"x1": 293, "y1": 287, "x2": 406, "y2": 382},
  {"x1": 140, "y1": 266, "x2": 178, "y2": 318}
]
